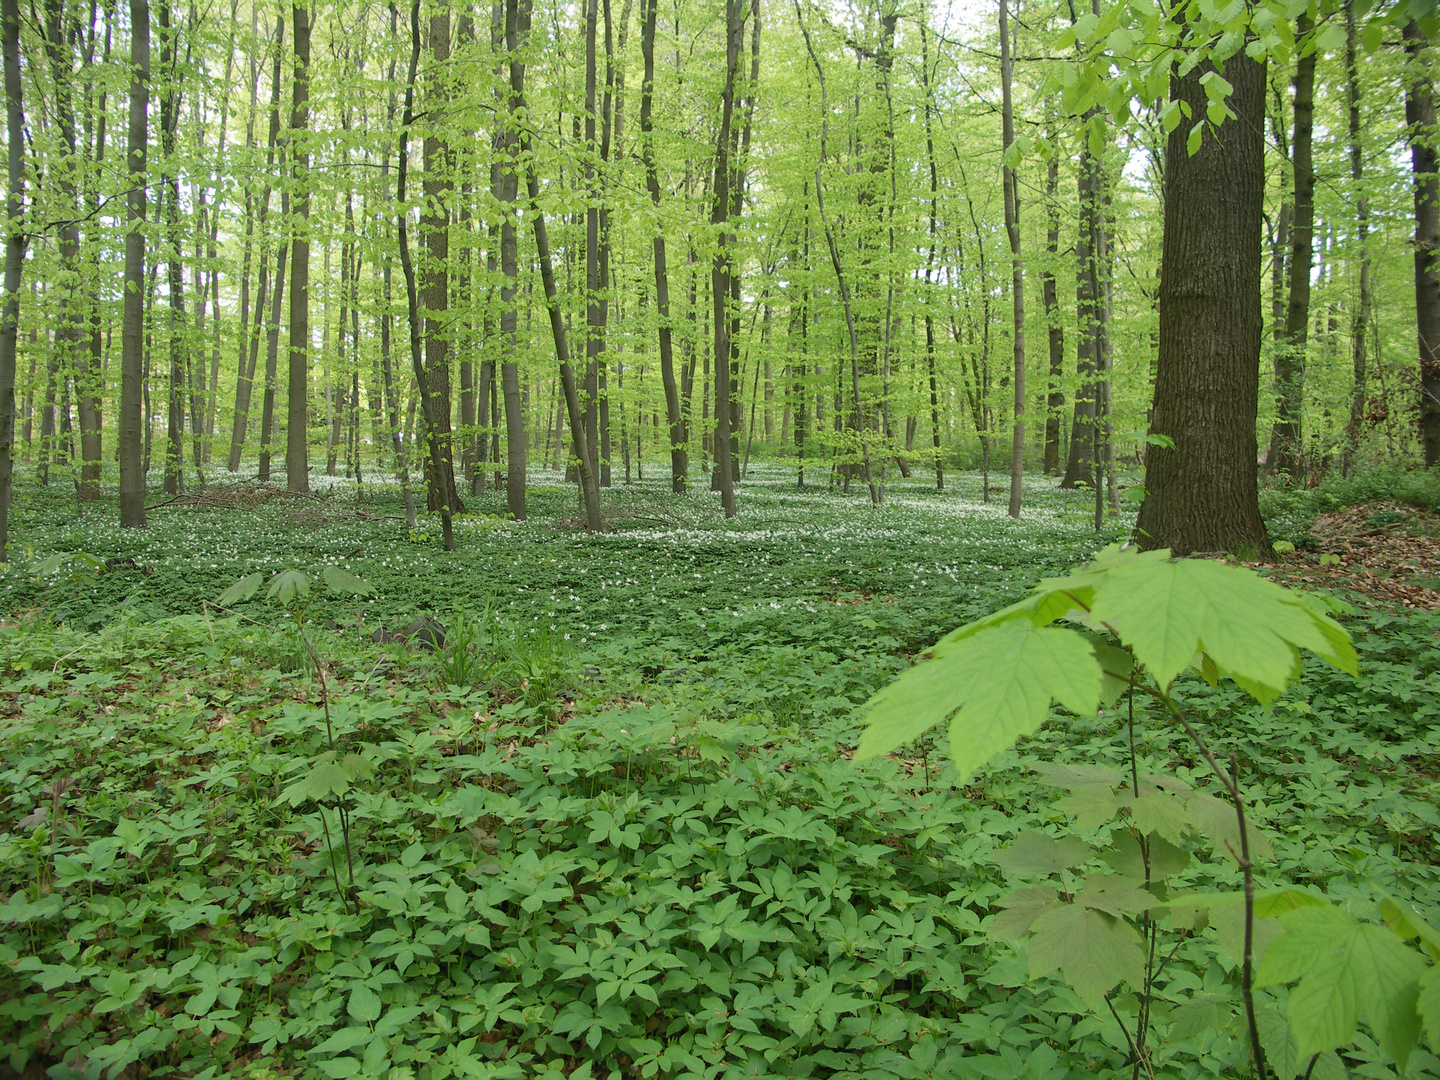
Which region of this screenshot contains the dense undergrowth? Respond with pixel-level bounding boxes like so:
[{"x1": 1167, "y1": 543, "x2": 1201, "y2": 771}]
[{"x1": 0, "y1": 468, "x2": 1436, "y2": 1079}]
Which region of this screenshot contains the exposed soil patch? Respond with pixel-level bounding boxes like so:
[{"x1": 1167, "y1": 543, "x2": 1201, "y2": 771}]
[{"x1": 1266, "y1": 501, "x2": 1440, "y2": 609}]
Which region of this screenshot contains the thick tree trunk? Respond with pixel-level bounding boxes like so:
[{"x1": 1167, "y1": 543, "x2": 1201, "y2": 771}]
[
  {"x1": 1268, "y1": 13, "x2": 1314, "y2": 478},
  {"x1": 119, "y1": 0, "x2": 149, "y2": 527},
  {"x1": 1405, "y1": 21, "x2": 1440, "y2": 468},
  {"x1": 1136, "y1": 53, "x2": 1269, "y2": 556},
  {"x1": 285, "y1": 4, "x2": 311, "y2": 493}
]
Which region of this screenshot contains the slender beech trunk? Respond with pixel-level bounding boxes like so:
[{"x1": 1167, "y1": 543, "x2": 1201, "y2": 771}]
[
  {"x1": 81, "y1": 4, "x2": 111, "y2": 496},
  {"x1": 1042, "y1": 138, "x2": 1064, "y2": 476},
  {"x1": 42, "y1": 0, "x2": 100, "y2": 499},
  {"x1": 397, "y1": 0, "x2": 454, "y2": 549},
  {"x1": 795, "y1": 0, "x2": 876, "y2": 505},
  {"x1": 1062, "y1": 131, "x2": 1100, "y2": 489},
  {"x1": 285, "y1": 4, "x2": 311, "y2": 492},
  {"x1": 1405, "y1": 20, "x2": 1440, "y2": 467},
  {"x1": 919, "y1": 24, "x2": 942, "y2": 490},
  {"x1": 157, "y1": 0, "x2": 187, "y2": 495},
  {"x1": 227, "y1": 9, "x2": 261, "y2": 471},
  {"x1": 1269, "y1": 13, "x2": 1314, "y2": 478},
  {"x1": 0, "y1": 0, "x2": 23, "y2": 550},
  {"x1": 1000, "y1": 0, "x2": 1023, "y2": 518},
  {"x1": 497, "y1": 0, "x2": 526, "y2": 520},
  {"x1": 423, "y1": 3, "x2": 463, "y2": 512},
  {"x1": 509, "y1": 0, "x2": 601, "y2": 529},
  {"x1": 1344, "y1": 0, "x2": 1371, "y2": 474},
  {"x1": 641, "y1": 0, "x2": 686, "y2": 490},
  {"x1": 583, "y1": 0, "x2": 604, "y2": 483},
  {"x1": 119, "y1": 0, "x2": 149, "y2": 526},
  {"x1": 708, "y1": 0, "x2": 743, "y2": 515}
]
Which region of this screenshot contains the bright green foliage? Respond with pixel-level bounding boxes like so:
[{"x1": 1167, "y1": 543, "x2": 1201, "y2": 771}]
[
  {"x1": 1, "y1": 478, "x2": 1438, "y2": 1078},
  {"x1": 859, "y1": 544, "x2": 1358, "y2": 772}
]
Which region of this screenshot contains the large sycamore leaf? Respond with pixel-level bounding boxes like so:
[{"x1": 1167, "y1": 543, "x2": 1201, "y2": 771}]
[
  {"x1": 1028, "y1": 904, "x2": 1146, "y2": 1006},
  {"x1": 858, "y1": 621, "x2": 1102, "y2": 769},
  {"x1": 1258, "y1": 906, "x2": 1427, "y2": 1064},
  {"x1": 217, "y1": 572, "x2": 263, "y2": 608},
  {"x1": 990, "y1": 831, "x2": 1093, "y2": 876},
  {"x1": 1087, "y1": 558, "x2": 1357, "y2": 699}
]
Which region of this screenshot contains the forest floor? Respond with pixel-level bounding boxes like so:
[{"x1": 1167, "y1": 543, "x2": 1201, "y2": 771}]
[{"x1": 0, "y1": 465, "x2": 1437, "y2": 1080}]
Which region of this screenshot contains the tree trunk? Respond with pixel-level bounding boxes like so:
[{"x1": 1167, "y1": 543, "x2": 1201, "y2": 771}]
[
  {"x1": 1042, "y1": 138, "x2": 1064, "y2": 476},
  {"x1": 709, "y1": 0, "x2": 743, "y2": 516},
  {"x1": 1062, "y1": 127, "x2": 1100, "y2": 490},
  {"x1": 0, "y1": 0, "x2": 23, "y2": 551},
  {"x1": 119, "y1": 0, "x2": 149, "y2": 527},
  {"x1": 1405, "y1": 20, "x2": 1440, "y2": 468},
  {"x1": 1344, "y1": 0, "x2": 1371, "y2": 475},
  {"x1": 640, "y1": 0, "x2": 686, "y2": 491},
  {"x1": 1268, "y1": 13, "x2": 1314, "y2": 479},
  {"x1": 398, "y1": 0, "x2": 454, "y2": 549},
  {"x1": 1136, "y1": 53, "x2": 1269, "y2": 556},
  {"x1": 498, "y1": 0, "x2": 526, "y2": 520},
  {"x1": 42, "y1": 0, "x2": 100, "y2": 500},
  {"x1": 422, "y1": 3, "x2": 463, "y2": 513},
  {"x1": 157, "y1": 0, "x2": 187, "y2": 496},
  {"x1": 285, "y1": 3, "x2": 311, "y2": 493},
  {"x1": 1000, "y1": 0, "x2": 1023, "y2": 519}
]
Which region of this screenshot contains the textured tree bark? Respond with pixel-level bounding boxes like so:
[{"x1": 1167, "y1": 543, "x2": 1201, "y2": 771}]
[
  {"x1": 1062, "y1": 131, "x2": 1100, "y2": 490},
  {"x1": 0, "y1": 0, "x2": 24, "y2": 551},
  {"x1": 1042, "y1": 146, "x2": 1063, "y2": 476},
  {"x1": 640, "y1": 0, "x2": 686, "y2": 491},
  {"x1": 157, "y1": 0, "x2": 188, "y2": 496},
  {"x1": 397, "y1": 0, "x2": 454, "y2": 549},
  {"x1": 41, "y1": 0, "x2": 100, "y2": 500},
  {"x1": 497, "y1": 0, "x2": 526, "y2": 521},
  {"x1": 1405, "y1": 21, "x2": 1440, "y2": 468},
  {"x1": 285, "y1": 3, "x2": 311, "y2": 493},
  {"x1": 119, "y1": 0, "x2": 149, "y2": 527},
  {"x1": 999, "y1": 0, "x2": 1023, "y2": 520},
  {"x1": 422, "y1": 3, "x2": 463, "y2": 512},
  {"x1": 1268, "y1": 14, "x2": 1314, "y2": 478},
  {"x1": 709, "y1": 0, "x2": 742, "y2": 516},
  {"x1": 1136, "y1": 53, "x2": 1269, "y2": 556},
  {"x1": 1344, "y1": 0, "x2": 1370, "y2": 475}
]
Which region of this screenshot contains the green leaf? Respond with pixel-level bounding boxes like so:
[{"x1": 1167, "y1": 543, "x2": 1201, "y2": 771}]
[
  {"x1": 1053, "y1": 785, "x2": 1132, "y2": 829},
  {"x1": 1129, "y1": 787, "x2": 1190, "y2": 845},
  {"x1": 348, "y1": 984, "x2": 382, "y2": 1024},
  {"x1": 991, "y1": 831, "x2": 1093, "y2": 876},
  {"x1": 279, "y1": 754, "x2": 353, "y2": 806},
  {"x1": 322, "y1": 566, "x2": 375, "y2": 597},
  {"x1": 989, "y1": 885, "x2": 1063, "y2": 940},
  {"x1": 1186, "y1": 122, "x2": 1204, "y2": 157},
  {"x1": 1419, "y1": 965, "x2": 1440, "y2": 1048},
  {"x1": 858, "y1": 621, "x2": 1102, "y2": 773},
  {"x1": 1259, "y1": 907, "x2": 1427, "y2": 1063},
  {"x1": 1075, "y1": 873, "x2": 1155, "y2": 918},
  {"x1": 217, "y1": 572, "x2": 264, "y2": 607},
  {"x1": 1379, "y1": 893, "x2": 1440, "y2": 961},
  {"x1": 268, "y1": 569, "x2": 311, "y2": 607},
  {"x1": 1088, "y1": 557, "x2": 1356, "y2": 699},
  {"x1": 1186, "y1": 791, "x2": 1273, "y2": 864},
  {"x1": 1361, "y1": 19, "x2": 1384, "y2": 52},
  {"x1": 1102, "y1": 831, "x2": 1191, "y2": 878},
  {"x1": 1028, "y1": 904, "x2": 1146, "y2": 1006}
]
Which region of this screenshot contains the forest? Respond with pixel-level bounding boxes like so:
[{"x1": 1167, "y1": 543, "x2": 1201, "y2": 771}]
[{"x1": 0, "y1": 0, "x2": 1439, "y2": 1077}]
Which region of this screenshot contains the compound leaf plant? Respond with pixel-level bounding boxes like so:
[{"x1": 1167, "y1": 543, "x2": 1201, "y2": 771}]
[{"x1": 858, "y1": 544, "x2": 1439, "y2": 1079}]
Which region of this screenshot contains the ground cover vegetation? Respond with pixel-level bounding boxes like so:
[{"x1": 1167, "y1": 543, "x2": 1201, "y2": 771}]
[{"x1": 0, "y1": 472, "x2": 1437, "y2": 1080}]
